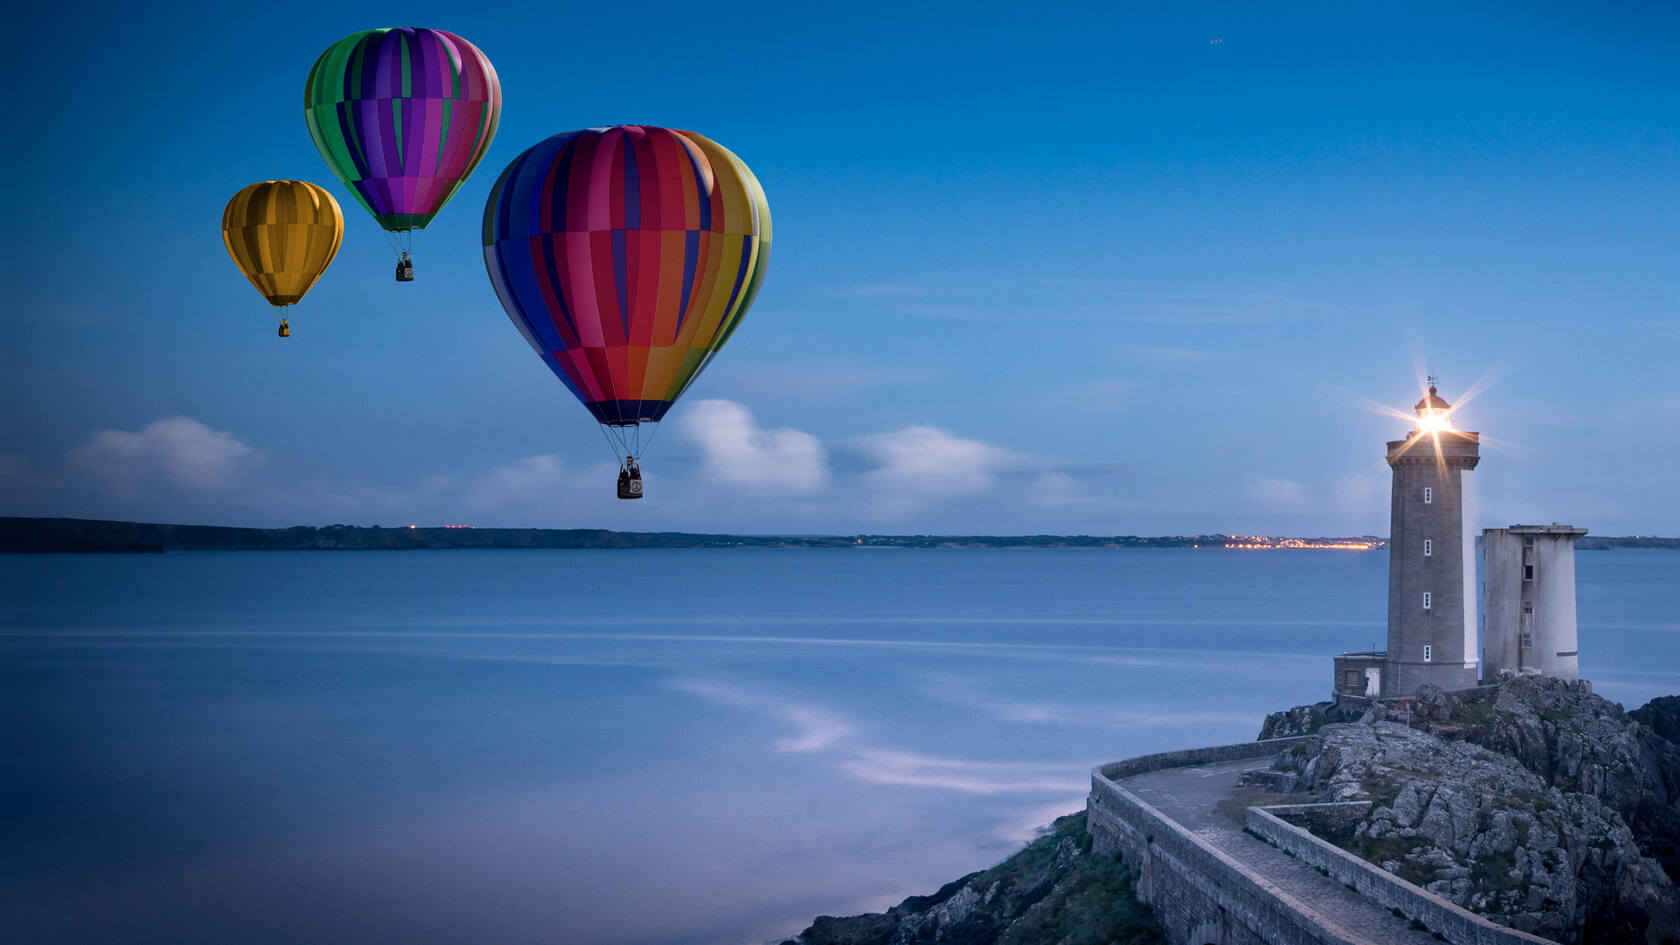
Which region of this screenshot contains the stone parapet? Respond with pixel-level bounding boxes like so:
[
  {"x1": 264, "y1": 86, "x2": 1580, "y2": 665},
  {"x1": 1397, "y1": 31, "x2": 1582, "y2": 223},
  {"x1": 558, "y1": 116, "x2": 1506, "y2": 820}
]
[
  {"x1": 1245, "y1": 805, "x2": 1558, "y2": 945},
  {"x1": 1090, "y1": 737, "x2": 1382, "y2": 945},
  {"x1": 1261, "y1": 801, "x2": 1373, "y2": 836},
  {"x1": 1094, "y1": 737, "x2": 1320, "y2": 783}
]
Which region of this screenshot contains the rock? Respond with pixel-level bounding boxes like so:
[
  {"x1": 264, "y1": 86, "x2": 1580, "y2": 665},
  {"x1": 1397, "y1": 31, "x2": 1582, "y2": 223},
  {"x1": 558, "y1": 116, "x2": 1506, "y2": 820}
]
[
  {"x1": 780, "y1": 812, "x2": 1163, "y2": 945},
  {"x1": 1258, "y1": 700, "x2": 1368, "y2": 739},
  {"x1": 1392, "y1": 780, "x2": 1427, "y2": 827},
  {"x1": 1266, "y1": 676, "x2": 1680, "y2": 890},
  {"x1": 1455, "y1": 677, "x2": 1680, "y2": 891},
  {"x1": 1631, "y1": 696, "x2": 1680, "y2": 747},
  {"x1": 1295, "y1": 720, "x2": 1680, "y2": 944}
]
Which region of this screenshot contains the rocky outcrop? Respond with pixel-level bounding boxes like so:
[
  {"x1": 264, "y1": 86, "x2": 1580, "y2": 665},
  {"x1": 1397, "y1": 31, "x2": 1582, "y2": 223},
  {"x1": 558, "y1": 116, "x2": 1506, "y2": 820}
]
[
  {"x1": 1288, "y1": 721, "x2": 1678, "y2": 943},
  {"x1": 1354, "y1": 677, "x2": 1680, "y2": 891},
  {"x1": 1462, "y1": 680, "x2": 1680, "y2": 889},
  {"x1": 1258, "y1": 699, "x2": 1371, "y2": 738},
  {"x1": 1631, "y1": 697, "x2": 1680, "y2": 748},
  {"x1": 781, "y1": 813, "x2": 1161, "y2": 945},
  {"x1": 1260, "y1": 678, "x2": 1680, "y2": 944}
]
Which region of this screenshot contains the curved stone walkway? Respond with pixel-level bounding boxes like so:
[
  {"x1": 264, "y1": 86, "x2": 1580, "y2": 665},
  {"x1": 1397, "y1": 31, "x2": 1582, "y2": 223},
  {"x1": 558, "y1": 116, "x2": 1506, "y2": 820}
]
[{"x1": 1118, "y1": 758, "x2": 1442, "y2": 945}]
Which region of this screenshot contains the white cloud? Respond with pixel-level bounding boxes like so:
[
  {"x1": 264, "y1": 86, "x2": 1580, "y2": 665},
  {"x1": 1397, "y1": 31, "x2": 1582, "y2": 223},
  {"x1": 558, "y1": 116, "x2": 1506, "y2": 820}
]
[
  {"x1": 464, "y1": 454, "x2": 602, "y2": 512},
  {"x1": 680, "y1": 399, "x2": 828, "y2": 494},
  {"x1": 856, "y1": 425, "x2": 1028, "y2": 497},
  {"x1": 29, "y1": 407, "x2": 1124, "y2": 532},
  {"x1": 68, "y1": 417, "x2": 263, "y2": 494}
]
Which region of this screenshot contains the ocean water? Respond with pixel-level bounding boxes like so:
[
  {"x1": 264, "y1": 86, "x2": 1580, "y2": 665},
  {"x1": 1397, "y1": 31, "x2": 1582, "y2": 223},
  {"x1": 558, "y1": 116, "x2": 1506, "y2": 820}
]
[{"x1": 3, "y1": 549, "x2": 1675, "y2": 945}]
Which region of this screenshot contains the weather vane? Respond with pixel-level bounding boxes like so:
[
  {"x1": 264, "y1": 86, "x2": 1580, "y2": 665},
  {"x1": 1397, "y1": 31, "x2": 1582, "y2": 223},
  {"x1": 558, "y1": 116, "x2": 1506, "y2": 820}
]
[{"x1": 1427, "y1": 374, "x2": 1439, "y2": 390}]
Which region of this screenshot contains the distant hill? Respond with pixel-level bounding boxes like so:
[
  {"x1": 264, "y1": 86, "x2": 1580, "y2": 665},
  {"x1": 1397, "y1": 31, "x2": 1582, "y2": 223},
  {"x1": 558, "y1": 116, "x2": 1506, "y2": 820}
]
[
  {"x1": 0, "y1": 517, "x2": 1671, "y2": 554},
  {"x1": 1577, "y1": 535, "x2": 1680, "y2": 550}
]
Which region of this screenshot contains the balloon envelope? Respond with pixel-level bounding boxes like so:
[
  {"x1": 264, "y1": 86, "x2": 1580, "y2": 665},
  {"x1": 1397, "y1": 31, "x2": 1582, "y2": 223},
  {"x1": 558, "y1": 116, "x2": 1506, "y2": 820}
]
[
  {"x1": 481, "y1": 126, "x2": 771, "y2": 432},
  {"x1": 304, "y1": 28, "x2": 500, "y2": 234},
  {"x1": 222, "y1": 180, "x2": 343, "y2": 308}
]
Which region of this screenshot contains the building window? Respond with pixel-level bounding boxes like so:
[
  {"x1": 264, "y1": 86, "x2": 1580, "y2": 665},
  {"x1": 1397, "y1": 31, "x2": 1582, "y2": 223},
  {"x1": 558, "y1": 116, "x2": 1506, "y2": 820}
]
[
  {"x1": 1524, "y1": 564, "x2": 1534, "y2": 581},
  {"x1": 1523, "y1": 601, "x2": 1534, "y2": 615},
  {"x1": 1423, "y1": 592, "x2": 1432, "y2": 610},
  {"x1": 1521, "y1": 632, "x2": 1533, "y2": 649},
  {"x1": 1524, "y1": 536, "x2": 1534, "y2": 547},
  {"x1": 1424, "y1": 539, "x2": 1432, "y2": 557},
  {"x1": 1423, "y1": 487, "x2": 1433, "y2": 504},
  {"x1": 1344, "y1": 670, "x2": 1361, "y2": 691},
  {"x1": 1423, "y1": 644, "x2": 1433, "y2": 662}
]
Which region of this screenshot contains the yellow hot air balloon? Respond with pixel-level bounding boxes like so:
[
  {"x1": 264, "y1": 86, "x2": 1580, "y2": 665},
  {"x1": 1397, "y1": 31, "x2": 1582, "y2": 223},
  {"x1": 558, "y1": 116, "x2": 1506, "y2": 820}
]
[{"x1": 221, "y1": 181, "x2": 343, "y2": 337}]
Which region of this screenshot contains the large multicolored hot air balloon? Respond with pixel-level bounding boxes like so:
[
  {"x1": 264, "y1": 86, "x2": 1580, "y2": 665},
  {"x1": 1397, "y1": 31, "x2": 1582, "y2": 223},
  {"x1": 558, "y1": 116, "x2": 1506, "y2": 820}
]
[
  {"x1": 482, "y1": 126, "x2": 772, "y2": 499},
  {"x1": 222, "y1": 180, "x2": 344, "y2": 337},
  {"x1": 303, "y1": 27, "x2": 500, "y2": 281}
]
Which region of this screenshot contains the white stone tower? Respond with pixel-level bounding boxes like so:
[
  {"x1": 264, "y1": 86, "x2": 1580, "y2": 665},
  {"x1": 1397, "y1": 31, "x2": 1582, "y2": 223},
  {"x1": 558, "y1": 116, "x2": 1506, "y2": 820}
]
[
  {"x1": 1482, "y1": 525, "x2": 1585, "y2": 680},
  {"x1": 1382, "y1": 385, "x2": 1480, "y2": 696}
]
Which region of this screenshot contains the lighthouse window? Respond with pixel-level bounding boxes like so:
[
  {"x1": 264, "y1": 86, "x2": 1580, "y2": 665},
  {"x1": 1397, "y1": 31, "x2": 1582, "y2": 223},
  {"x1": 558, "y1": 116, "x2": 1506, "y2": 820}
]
[
  {"x1": 1423, "y1": 645, "x2": 1433, "y2": 662},
  {"x1": 1424, "y1": 539, "x2": 1432, "y2": 557},
  {"x1": 1521, "y1": 632, "x2": 1533, "y2": 649},
  {"x1": 1524, "y1": 536, "x2": 1534, "y2": 547},
  {"x1": 1524, "y1": 564, "x2": 1534, "y2": 581},
  {"x1": 1423, "y1": 487, "x2": 1433, "y2": 504},
  {"x1": 1423, "y1": 592, "x2": 1432, "y2": 610},
  {"x1": 1523, "y1": 601, "x2": 1534, "y2": 615}
]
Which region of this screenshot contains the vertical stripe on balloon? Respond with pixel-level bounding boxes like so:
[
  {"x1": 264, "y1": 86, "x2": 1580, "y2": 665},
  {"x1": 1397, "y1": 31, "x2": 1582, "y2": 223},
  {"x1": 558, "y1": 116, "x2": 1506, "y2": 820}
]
[
  {"x1": 482, "y1": 127, "x2": 770, "y2": 422},
  {"x1": 304, "y1": 28, "x2": 500, "y2": 232}
]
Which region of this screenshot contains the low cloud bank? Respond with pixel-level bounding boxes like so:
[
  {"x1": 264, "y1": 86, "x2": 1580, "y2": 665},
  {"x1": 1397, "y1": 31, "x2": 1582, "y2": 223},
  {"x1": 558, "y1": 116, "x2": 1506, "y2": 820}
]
[
  {"x1": 3, "y1": 402, "x2": 1117, "y2": 531},
  {"x1": 70, "y1": 416, "x2": 263, "y2": 494},
  {"x1": 682, "y1": 399, "x2": 828, "y2": 494}
]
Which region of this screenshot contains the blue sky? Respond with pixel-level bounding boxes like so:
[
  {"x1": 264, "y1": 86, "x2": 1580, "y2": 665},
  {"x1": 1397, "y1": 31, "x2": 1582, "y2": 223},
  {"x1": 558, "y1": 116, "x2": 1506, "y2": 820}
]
[{"x1": 5, "y1": 2, "x2": 1676, "y2": 534}]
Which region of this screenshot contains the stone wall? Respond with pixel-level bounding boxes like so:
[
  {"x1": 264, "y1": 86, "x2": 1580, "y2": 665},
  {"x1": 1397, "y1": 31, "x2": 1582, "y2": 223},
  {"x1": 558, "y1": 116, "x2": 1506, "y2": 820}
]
[
  {"x1": 1093, "y1": 738, "x2": 1319, "y2": 784},
  {"x1": 1089, "y1": 737, "x2": 1369, "y2": 945},
  {"x1": 1245, "y1": 805, "x2": 1557, "y2": 945},
  {"x1": 1089, "y1": 738, "x2": 1565, "y2": 945},
  {"x1": 1263, "y1": 801, "x2": 1372, "y2": 837}
]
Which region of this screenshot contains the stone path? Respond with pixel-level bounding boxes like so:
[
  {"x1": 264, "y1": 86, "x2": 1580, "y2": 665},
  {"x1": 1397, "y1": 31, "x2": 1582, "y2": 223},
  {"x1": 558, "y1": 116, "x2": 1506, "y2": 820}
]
[{"x1": 1118, "y1": 758, "x2": 1441, "y2": 945}]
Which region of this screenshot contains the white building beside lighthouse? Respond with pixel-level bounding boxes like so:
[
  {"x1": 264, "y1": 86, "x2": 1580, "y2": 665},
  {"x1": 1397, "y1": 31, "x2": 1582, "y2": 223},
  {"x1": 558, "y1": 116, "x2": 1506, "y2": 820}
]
[{"x1": 1482, "y1": 524, "x2": 1585, "y2": 681}]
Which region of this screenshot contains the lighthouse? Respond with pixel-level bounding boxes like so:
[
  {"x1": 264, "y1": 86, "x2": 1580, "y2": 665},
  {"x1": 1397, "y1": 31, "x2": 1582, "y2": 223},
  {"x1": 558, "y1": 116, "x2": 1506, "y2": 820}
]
[{"x1": 1381, "y1": 383, "x2": 1481, "y2": 695}]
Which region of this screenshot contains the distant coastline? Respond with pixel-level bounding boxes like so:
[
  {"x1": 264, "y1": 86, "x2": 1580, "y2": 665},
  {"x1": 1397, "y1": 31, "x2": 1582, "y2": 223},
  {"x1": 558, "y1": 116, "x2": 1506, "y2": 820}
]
[{"x1": 2, "y1": 517, "x2": 1674, "y2": 554}]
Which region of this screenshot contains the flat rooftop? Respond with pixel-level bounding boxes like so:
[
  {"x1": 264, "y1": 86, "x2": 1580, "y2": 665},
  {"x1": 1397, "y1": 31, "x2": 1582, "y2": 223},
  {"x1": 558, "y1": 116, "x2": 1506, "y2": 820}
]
[{"x1": 1495, "y1": 524, "x2": 1588, "y2": 536}]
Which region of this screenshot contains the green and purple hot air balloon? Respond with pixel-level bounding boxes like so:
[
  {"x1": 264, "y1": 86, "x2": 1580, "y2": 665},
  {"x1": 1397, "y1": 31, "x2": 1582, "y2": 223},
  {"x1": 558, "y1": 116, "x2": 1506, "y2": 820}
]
[{"x1": 304, "y1": 27, "x2": 500, "y2": 281}]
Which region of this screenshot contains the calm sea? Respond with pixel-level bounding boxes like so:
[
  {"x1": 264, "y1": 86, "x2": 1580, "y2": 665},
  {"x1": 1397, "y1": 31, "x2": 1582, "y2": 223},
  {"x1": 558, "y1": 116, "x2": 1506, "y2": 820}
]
[{"x1": 4, "y1": 549, "x2": 1675, "y2": 945}]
